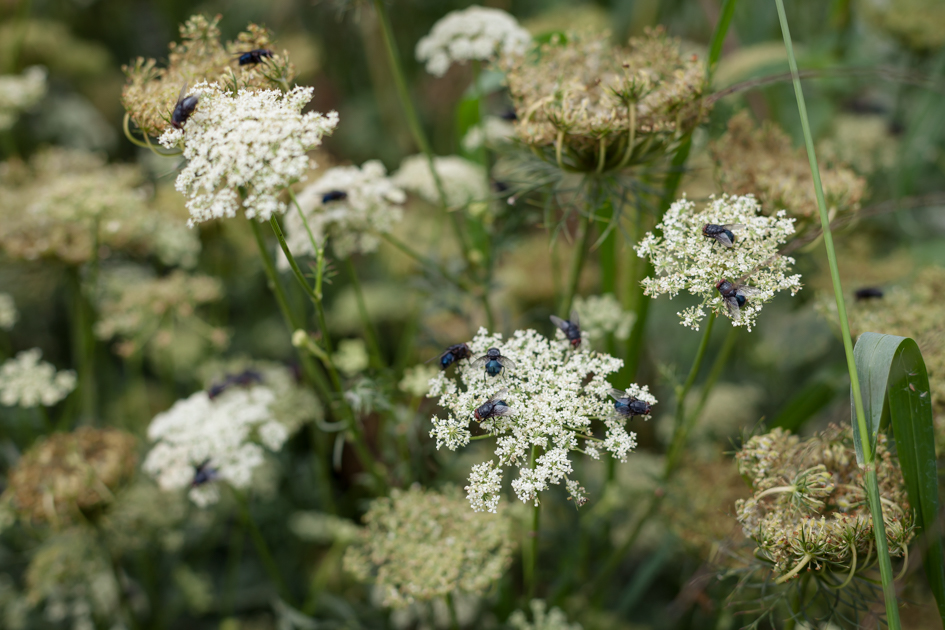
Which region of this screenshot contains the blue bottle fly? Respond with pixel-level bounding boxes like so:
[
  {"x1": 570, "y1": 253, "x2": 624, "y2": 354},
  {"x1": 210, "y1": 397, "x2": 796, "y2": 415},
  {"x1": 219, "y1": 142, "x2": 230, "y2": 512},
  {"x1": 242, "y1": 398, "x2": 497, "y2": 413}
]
[
  {"x1": 550, "y1": 309, "x2": 582, "y2": 347},
  {"x1": 715, "y1": 279, "x2": 762, "y2": 320},
  {"x1": 321, "y1": 190, "x2": 348, "y2": 203},
  {"x1": 702, "y1": 223, "x2": 744, "y2": 248},
  {"x1": 170, "y1": 82, "x2": 199, "y2": 130},
  {"x1": 192, "y1": 460, "x2": 220, "y2": 487},
  {"x1": 428, "y1": 343, "x2": 472, "y2": 371},
  {"x1": 207, "y1": 368, "x2": 263, "y2": 399},
  {"x1": 473, "y1": 389, "x2": 515, "y2": 421},
  {"x1": 608, "y1": 389, "x2": 652, "y2": 418},
  {"x1": 236, "y1": 49, "x2": 273, "y2": 66},
  {"x1": 472, "y1": 347, "x2": 516, "y2": 378}
]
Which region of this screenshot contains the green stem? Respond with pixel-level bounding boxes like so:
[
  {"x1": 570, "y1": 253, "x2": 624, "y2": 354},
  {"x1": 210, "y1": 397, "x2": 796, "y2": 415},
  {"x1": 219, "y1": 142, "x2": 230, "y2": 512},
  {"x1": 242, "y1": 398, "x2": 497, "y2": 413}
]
[
  {"x1": 561, "y1": 214, "x2": 592, "y2": 315},
  {"x1": 665, "y1": 312, "x2": 716, "y2": 477},
  {"x1": 234, "y1": 489, "x2": 294, "y2": 606},
  {"x1": 446, "y1": 591, "x2": 460, "y2": 630},
  {"x1": 223, "y1": 517, "x2": 245, "y2": 617},
  {"x1": 522, "y1": 446, "x2": 541, "y2": 600},
  {"x1": 343, "y1": 257, "x2": 384, "y2": 369},
  {"x1": 774, "y1": 1, "x2": 899, "y2": 626},
  {"x1": 683, "y1": 324, "x2": 737, "y2": 433},
  {"x1": 69, "y1": 267, "x2": 96, "y2": 424}
]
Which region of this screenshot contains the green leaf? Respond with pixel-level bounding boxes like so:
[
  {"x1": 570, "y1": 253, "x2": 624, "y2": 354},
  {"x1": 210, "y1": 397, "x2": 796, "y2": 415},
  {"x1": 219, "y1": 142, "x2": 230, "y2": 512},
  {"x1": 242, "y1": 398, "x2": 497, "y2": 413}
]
[
  {"x1": 853, "y1": 332, "x2": 945, "y2": 626},
  {"x1": 707, "y1": 0, "x2": 738, "y2": 74}
]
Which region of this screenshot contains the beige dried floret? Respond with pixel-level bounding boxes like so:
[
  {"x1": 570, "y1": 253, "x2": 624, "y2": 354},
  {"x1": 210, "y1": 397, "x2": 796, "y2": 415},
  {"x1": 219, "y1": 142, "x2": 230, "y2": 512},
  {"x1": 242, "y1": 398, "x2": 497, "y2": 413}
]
[
  {"x1": 1, "y1": 428, "x2": 137, "y2": 527},
  {"x1": 711, "y1": 110, "x2": 867, "y2": 228},
  {"x1": 503, "y1": 27, "x2": 709, "y2": 172},
  {"x1": 121, "y1": 15, "x2": 296, "y2": 137}
]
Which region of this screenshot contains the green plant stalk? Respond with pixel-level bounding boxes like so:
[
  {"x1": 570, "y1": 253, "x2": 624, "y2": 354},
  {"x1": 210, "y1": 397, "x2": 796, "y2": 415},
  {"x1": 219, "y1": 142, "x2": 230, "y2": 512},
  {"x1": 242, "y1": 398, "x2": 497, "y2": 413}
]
[
  {"x1": 683, "y1": 325, "x2": 737, "y2": 434},
  {"x1": 446, "y1": 591, "x2": 460, "y2": 630},
  {"x1": 599, "y1": 198, "x2": 618, "y2": 297},
  {"x1": 223, "y1": 517, "x2": 246, "y2": 617},
  {"x1": 773, "y1": 0, "x2": 900, "y2": 625},
  {"x1": 250, "y1": 221, "x2": 339, "y2": 512},
  {"x1": 665, "y1": 312, "x2": 716, "y2": 477},
  {"x1": 234, "y1": 489, "x2": 294, "y2": 606},
  {"x1": 69, "y1": 267, "x2": 96, "y2": 424},
  {"x1": 343, "y1": 258, "x2": 384, "y2": 369},
  {"x1": 524, "y1": 446, "x2": 541, "y2": 600},
  {"x1": 561, "y1": 214, "x2": 592, "y2": 315}
]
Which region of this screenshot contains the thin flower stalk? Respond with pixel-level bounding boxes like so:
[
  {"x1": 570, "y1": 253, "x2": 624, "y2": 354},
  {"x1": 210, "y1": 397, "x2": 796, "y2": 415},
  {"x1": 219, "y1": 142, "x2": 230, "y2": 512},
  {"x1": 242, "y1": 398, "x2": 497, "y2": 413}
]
[
  {"x1": 774, "y1": 2, "x2": 900, "y2": 625},
  {"x1": 343, "y1": 257, "x2": 384, "y2": 370}
]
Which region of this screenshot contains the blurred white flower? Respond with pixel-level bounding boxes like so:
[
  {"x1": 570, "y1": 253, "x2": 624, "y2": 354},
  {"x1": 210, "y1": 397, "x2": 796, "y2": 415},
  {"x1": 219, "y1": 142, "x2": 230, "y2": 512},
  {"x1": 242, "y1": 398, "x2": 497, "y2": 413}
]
[
  {"x1": 416, "y1": 6, "x2": 531, "y2": 77},
  {"x1": 142, "y1": 386, "x2": 286, "y2": 507},
  {"x1": 398, "y1": 363, "x2": 438, "y2": 398},
  {"x1": 0, "y1": 349, "x2": 76, "y2": 407},
  {"x1": 393, "y1": 154, "x2": 488, "y2": 209},
  {"x1": 509, "y1": 599, "x2": 583, "y2": 630},
  {"x1": 635, "y1": 194, "x2": 802, "y2": 331},
  {"x1": 0, "y1": 293, "x2": 17, "y2": 331},
  {"x1": 0, "y1": 66, "x2": 46, "y2": 130},
  {"x1": 428, "y1": 327, "x2": 654, "y2": 512},
  {"x1": 282, "y1": 160, "x2": 405, "y2": 260},
  {"x1": 572, "y1": 294, "x2": 635, "y2": 343},
  {"x1": 461, "y1": 116, "x2": 516, "y2": 152},
  {"x1": 159, "y1": 82, "x2": 338, "y2": 226},
  {"x1": 333, "y1": 339, "x2": 369, "y2": 377}
]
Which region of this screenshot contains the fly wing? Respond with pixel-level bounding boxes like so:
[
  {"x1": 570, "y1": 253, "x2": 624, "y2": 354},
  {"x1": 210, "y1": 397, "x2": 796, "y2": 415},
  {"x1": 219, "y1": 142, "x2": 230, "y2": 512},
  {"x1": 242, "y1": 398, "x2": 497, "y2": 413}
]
[
  {"x1": 425, "y1": 350, "x2": 449, "y2": 365},
  {"x1": 487, "y1": 388, "x2": 508, "y2": 404},
  {"x1": 496, "y1": 356, "x2": 516, "y2": 370},
  {"x1": 471, "y1": 355, "x2": 490, "y2": 369},
  {"x1": 714, "y1": 232, "x2": 735, "y2": 248},
  {"x1": 569, "y1": 309, "x2": 580, "y2": 329},
  {"x1": 550, "y1": 315, "x2": 569, "y2": 332},
  {"x1": 735, "y1": 285, "x2": 764, "y2": 297},
  {"x1": 491, "y1": 404, "x2": 516, "y2": 417},
  {"x1": 176, "y1": 81, "x2": 189, "y2": 105},
  {"x1": 722, "y1": 295, "x2": 741, "y2": 319},
  {"x1": 608, "y1": 388, "x2": 628, "y2": 402},
  {"x1": 721, "y1": 223, "x2": 745, "y2": 231}
]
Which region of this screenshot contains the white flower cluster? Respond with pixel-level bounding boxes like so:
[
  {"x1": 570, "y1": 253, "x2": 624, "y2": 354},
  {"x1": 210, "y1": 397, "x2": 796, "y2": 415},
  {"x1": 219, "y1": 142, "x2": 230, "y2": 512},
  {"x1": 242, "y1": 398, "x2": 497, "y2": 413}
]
[
  {"x1": 399, "y1": 363, "x2": 439, "y2": 398},
  {"x1": 635, "y1": 195, "x2": 802, "y2": 331},
  {"x1": 282, "y1": 160, "x2": 405, "y2": 259},
  {"x1": 0, "y1": 66, "x2": 47, "y2": 131},
  {"x1": 142, "y1": 386, "x2": 287, "y2": 507},
  {"x1": 0, "y1": 349, "x2": 76, "y2": 407},
  {"x1": 428, "y1": 327, "x2": 655, "y2": 512},
  {"x1": 0, "y1": 293, "x2": 17, "y2": 331},
  {"x1": 159, "y1": 82, "x2": 339, "y2": 226},
  {"x1": 461, "y1": 116, "x2": 516, "y2": 153},
  {"x1": 572, "y1": 294, "x2": 635, "y2": 343},
  {"x1": 393, "y1": 154, "x2": 488, "y2": 209},
  {"x1": 415, "y1": 6, "x2": 532, "y2": 77}
]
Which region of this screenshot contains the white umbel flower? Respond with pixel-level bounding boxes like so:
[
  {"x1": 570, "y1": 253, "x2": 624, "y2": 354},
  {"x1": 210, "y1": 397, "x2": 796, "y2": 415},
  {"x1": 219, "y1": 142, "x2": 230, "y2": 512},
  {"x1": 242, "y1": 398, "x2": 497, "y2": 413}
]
[
  {"x1": 416, "y1": 6, "x2": 532, "y2": 77},
  {"x1": 142, "y1": 386, "x2": 287, "y2": 507},
  {"x1": 635, "y1": 194, "x2": 802, "y2": 331},
  {"x1": 0, "y1": 348, "x2": 76, "y2": 407},
  {"x1": 0, "y1": 66, "x2": 47, "y2": 130},
  {"x1": 159, "y1": 82, "x2": 339, "y2": 226},
  {"x1": 461, "y1": 116, "x2": 516, "y2": 152},
  {"x1": 393, "y1": 154, "x2": 488, "y2": 210},
  {"x1": 428, "y1": 327, "x2": 655, "y2": 512},
  {"x1": 282, "y1": 160, "x2": 405, "y2": 259},
  {"x1": 0, "y1": 293, "x2": 17, "y2": 331}
]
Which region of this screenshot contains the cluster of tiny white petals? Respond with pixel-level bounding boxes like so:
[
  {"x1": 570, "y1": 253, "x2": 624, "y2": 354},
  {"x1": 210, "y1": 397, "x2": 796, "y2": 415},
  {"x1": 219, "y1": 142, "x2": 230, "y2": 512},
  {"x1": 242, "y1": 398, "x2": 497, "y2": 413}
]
[
  {"x1": 573, "y1": 294, "x2": 635, "y2": 343},
  {"x1": 0, "y1": 66, "x2": 47, "y2": 130},
  {"x1": 635, "y1": 195, "x2": 802, "y2": 331},
  {"x1": 393, "y1": 154, "x2": 489, "y2": 209},
  {"x1": 142, "y1": 386, "x2": 287, "y2": 507},
  {"x1": 0, "y1": 293, "x2": 17, "y2": 330},
  {"x1": 415, "y1": 6, "x2": 531, "y2": 77},
  {"x1": 158, "y1": 82, "x2": 339, "y2": 226},
  {"x1": 282, "y1": 160, "x2": 405, "y2": 260},
  {"x1": 429, "y1": 327, "x2": 655, "y2": 511},
  {"x1": 461, "y1": 116, "x2": 516, "y2": 153},
  {"x1": 0, "y1": 348, "x2": 76, "y2": 407}
]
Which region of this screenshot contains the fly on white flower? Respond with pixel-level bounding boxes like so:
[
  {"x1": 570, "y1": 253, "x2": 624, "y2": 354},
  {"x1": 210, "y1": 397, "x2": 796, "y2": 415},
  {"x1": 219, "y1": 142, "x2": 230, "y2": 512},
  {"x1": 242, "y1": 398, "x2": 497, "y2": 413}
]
[
  {"x1": 428, "y1": 328, "x2": 655, "y2": 512},
  {"x1": 159, "y1": 82, "x2": 338, "y2": 226},
  {"x1": 635, "y1": 194, "x2": 802, "y2": 331}
]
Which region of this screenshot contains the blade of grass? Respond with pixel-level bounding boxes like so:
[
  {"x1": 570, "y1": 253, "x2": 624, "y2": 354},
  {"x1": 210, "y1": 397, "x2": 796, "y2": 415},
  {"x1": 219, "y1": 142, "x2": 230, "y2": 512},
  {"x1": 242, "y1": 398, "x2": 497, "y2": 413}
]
[
  {"x1": 773, "y1": 0, "x2": 900, "y2": 626},
  {"x1": 854, "y1": 333, "x2": 945, "y2": 626}
]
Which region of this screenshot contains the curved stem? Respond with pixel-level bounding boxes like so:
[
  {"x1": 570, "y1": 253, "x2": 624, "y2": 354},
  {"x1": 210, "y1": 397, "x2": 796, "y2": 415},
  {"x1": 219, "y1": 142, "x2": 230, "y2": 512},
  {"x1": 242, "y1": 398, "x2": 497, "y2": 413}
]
[
  {"x1": 269, "y1": 216, "x2": 319, "y2": 302},
  {"x1": 776, "y1": 553, "x2": 813, "y2": 585},
  {"x1": 560, "y1": 213, "x2": 592, "y2": 315}
]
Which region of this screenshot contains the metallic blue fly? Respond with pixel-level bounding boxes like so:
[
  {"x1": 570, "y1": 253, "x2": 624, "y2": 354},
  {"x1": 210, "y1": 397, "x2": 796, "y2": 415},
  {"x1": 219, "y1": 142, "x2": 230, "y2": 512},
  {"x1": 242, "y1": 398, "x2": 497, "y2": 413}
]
[
  {"x1": 472, "y1": 347, "x2": 516, "y2": 378},
  {"x1": 608, "y1": 389, "x2": 652, "y2": 418}
]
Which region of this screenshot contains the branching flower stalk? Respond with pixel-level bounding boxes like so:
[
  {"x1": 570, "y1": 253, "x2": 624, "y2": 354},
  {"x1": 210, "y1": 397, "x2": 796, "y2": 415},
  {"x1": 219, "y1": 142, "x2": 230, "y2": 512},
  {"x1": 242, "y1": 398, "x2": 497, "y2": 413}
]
[{"x1": 774, "y1": 2, "x2": 900, "y2": 625}]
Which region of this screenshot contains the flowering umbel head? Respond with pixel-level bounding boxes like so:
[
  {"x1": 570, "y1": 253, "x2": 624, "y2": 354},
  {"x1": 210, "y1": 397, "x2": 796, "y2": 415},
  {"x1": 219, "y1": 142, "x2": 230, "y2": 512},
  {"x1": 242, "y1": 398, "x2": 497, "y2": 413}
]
[
  {"x1": 0, "y1": 348, "x2": 76, "y2": 407},
  {"x1": 635, "y1": 194, "x2": 801, "y2": 331},
  {"x1": 122, "y1": 15, "x2": 296, "y2": 137},
  {"x1": 158, "y1": 82, "x2": 338, "y2": 225},
  {"x1": 342, "y1": 486, "x2": 515, "y2": 608},
  {"x1": 282, "y1": 160, "x2": 405, "y2": 259},
  {"x1": 734, "y1": 425, "x2": 912, "y2": 583},
  {"x1": 503, "y1": 27, "x2": 708, "y2": 172},
  {"x1": 415, "y1": 6, "x2": 531, "y2": 77},
  {"x1": 428, "y1": 327, "x2": 654, "y2": 512}
]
